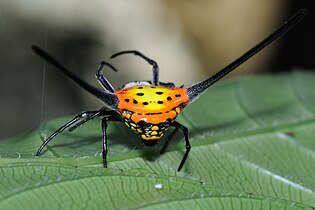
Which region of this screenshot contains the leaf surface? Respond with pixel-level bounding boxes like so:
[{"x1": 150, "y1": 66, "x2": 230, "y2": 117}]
[{"x1": 1, "y1": 71, "x2": 315, "y2": 210}]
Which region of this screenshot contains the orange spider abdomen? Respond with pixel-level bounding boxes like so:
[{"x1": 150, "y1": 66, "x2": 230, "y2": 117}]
[
  {"x1": 115, "y1": 86, "x2": 188, "y2": 115},
  {"x1": 115, "y1": 85, "x2": 189, "y2": 141}
]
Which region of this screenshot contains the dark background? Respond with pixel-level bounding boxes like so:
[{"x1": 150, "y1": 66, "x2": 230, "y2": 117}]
[{"x1": 0, "y1": 0, "x2": 314, "y2": 139}]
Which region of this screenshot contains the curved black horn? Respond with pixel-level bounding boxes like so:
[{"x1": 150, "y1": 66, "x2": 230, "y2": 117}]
[
  {"x1": 31, "y1": 46, "x2": 118, "y2": 110},
  {"x1": 186, "y1": 9, "x2": 307, "y2": 101}
]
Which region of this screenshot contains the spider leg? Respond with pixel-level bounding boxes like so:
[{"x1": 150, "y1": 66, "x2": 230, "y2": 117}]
[
  {"x1": 159, "y1": 82, "x2": 176, "y2": 88},
  {"x1": 160, "y1": 127, "x2": 179, "y2": 154},
  {"x1": 170, "y1": 121, "x2": 190, "y2": 172},
  {"x1": 110, "y1": 50, "x2": 160, "y2": 86},
  {"x1": 68, "y1": 110, "x2": 102, "y2": 132},
  {"x1": 36, "y1": 110, "x2": 101, "y2": 156},
  {"x1": 101, "y1": 115, "x2": 121, "y2": 168},
  {"x1": 96, "y1": 61, "x2": 118, "y2": 93}
]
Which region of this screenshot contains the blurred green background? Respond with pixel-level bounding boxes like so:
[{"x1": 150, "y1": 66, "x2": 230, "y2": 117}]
[{"x1": 0, "y1": 0, "x2": 314, "y2": 139}]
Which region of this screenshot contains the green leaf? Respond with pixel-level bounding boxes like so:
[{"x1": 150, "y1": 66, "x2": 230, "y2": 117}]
[{"x1": 1, "y1": 71, "x2": 315, "y2": 210}]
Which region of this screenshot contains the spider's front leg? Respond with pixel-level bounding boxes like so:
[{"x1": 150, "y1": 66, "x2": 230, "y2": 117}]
[
  {"x1": 110, "y1": 50, "x2": 160, "y2": 86},
  {"x1": 36, "y1": 110, "x2": 100, "y2": 156},
  {"x1": 95, "y1": 61, "x2": 117, "y2": 93}
]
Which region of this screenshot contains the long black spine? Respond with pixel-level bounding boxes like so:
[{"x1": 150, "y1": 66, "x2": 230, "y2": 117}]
[
  {"x1": 31, "y1": 46, "x2": 118, "y2": 109},
  {"x1": 187, "y1": 9, "x2": 307, "y2": 100}
]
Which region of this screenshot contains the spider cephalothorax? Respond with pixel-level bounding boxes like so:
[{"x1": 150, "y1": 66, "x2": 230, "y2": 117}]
[{"x1": 32, "y1": 9, "x2": 306, "y2": 171}]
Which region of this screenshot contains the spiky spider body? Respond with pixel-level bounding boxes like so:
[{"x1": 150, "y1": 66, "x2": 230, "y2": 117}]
[
  {"x1": 32, "y1": 10, "x2": 306, "y2": 171},
  {"x1": 116, "y1": 85, "x2": 188, "y2": 143}
]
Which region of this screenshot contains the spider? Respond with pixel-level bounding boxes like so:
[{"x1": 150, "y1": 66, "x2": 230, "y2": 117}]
[{"x1": 32, "y1": 9, "x2": 306, "y2": 171}]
